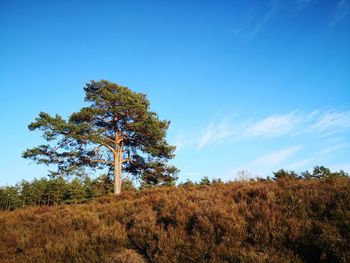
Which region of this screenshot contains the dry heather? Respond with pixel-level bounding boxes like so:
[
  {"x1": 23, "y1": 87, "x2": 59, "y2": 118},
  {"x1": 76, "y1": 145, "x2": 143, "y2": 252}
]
[{"x1": 0, "y1": 177, "x2": 349, "y2": 262}]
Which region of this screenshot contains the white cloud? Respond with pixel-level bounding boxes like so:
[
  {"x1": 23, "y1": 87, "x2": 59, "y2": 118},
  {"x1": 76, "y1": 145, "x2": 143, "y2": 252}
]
[
  {"x1": 283, "y1": 143, "x2": 348, "y2": 170},
  {"x1": 243, "y1": 112, "x2": 299, "y2": 138},
  {"x1": 195, "y1": 109, "x2": 350, "y2": 149},
  {"x1": 251, "y1": 145, "x2": 302, "y2": 168},
  {"x1": 197, "y1": 118, "x2": 232, "y2": 149},
  {"x1": 310, "y1": 110, "x2": 350, "y2": 132}
]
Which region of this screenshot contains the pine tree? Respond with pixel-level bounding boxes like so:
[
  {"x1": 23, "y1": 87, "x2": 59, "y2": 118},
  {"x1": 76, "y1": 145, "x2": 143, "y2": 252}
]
[
  {"x1": 23, "y1": 80, "x2": 178, "y2": 195},
  {"x1": 67, "y1": 178, "x2": 86, "y2": 204},
  {"x1": 19, "y1": 180, "x2": 34, "y2": 207}
]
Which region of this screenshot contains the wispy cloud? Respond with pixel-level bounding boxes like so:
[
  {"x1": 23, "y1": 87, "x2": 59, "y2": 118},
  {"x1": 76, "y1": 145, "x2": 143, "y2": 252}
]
[
  {"x1": 243, "y1": 112, "x2": 299, "y2": 138},
  {"x1": 318, "y1": 143, "x2": 347, "y2": 155},
  {"x1": 251, "y1": 145, "x2": 302, "y2": 168},
  {"x1": 282, "y1": 143, "x2": 347, "y2": 171},
  {"x1": 195, "y1": 109, "x2": 350, "y2": 149},
  {"x1": 230, "y1": 0, "x2": 316, "y2": 41},
  {"x1": 329, "y1": 0, "x2": 350, "y2": 26},
  {"x1": 173, "y1": 135, "x2": 186, "y2": 152},
  {"x1": 197, "y1": 118, "x2": 232, "y2": 149},
  {"x1": 309, "y1": 110, "x2": 350, "y2": 132},
  {"x1": 225, "y1": 145, "x2": 303, "y2": 179},
  {"x1": 247, "y1": 3, "x2": 277, "y2": 41},
  {"x1": 286, "y1": 158, "x2": 314, "y2": 170}
]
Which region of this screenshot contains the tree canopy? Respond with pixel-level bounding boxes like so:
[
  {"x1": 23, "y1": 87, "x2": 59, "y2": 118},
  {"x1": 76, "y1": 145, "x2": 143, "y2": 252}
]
[{"x1": 23, "y1": 80, "x2": 178, "y2": 194}]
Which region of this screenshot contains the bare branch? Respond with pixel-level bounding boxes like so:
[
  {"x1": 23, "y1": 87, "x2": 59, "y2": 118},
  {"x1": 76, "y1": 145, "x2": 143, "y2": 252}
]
[
  {"x1": 122, "y1": 158, "x2": 131, "y2": 163},
  {"x1": 89, "y1": 159, "x2": 113, "y2": 165},
  {"x1": 100, "y1": 135, "x2": 115, "y2": 144},
  {"x1": 100, "y1": 143, "x2": 116, "y2": 154}
]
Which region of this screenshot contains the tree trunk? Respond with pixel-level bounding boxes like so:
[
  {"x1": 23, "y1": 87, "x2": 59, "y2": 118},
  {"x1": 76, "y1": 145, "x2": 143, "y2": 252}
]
[{"x1": 114, "y1": 155, "x2": 122, "y2": 195}]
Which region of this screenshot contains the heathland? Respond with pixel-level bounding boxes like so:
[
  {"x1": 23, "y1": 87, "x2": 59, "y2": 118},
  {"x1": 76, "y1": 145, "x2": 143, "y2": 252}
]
[{"x1": 0, "y1": 173, "x2": 349, "y2": 263}]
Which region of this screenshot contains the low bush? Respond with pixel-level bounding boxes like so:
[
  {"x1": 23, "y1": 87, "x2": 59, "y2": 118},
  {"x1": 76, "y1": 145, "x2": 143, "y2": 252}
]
[{"x1": 0, "y1": 177, "x2": 349, "y2": 262}]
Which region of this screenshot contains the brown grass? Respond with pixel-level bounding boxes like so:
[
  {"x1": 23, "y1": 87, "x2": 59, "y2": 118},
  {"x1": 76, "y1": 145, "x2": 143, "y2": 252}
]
[{"x1": 0, "y1": 177, "x2": 349, "y2": 262}]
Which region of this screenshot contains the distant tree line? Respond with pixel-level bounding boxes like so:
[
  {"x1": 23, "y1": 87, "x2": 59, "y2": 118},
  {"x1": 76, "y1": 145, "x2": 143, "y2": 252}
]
[
  {"x1": 271, "y1": 165, "x2": 349, "y2": 180},
  {"x1": 0, "y1": 175, "x2": 136, "y2": 211},
  {"x1": 1, "y1": 166, "x2": 348, "y2": 211},
  {"x1": 178, "y1": 166, "x2": 349, "y2": 186}
]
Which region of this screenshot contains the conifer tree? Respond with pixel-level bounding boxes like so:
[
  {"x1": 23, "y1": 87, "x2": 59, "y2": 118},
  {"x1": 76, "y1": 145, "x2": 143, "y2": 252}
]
[{"x1": 23, "y1": 80, "x2": 178, "y2": 195}]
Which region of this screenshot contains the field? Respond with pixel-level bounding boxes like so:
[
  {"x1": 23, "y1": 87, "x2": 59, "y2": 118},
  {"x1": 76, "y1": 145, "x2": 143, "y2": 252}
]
[{"x1": 0, "y1": 177, "x2": 349, "y2": 263}]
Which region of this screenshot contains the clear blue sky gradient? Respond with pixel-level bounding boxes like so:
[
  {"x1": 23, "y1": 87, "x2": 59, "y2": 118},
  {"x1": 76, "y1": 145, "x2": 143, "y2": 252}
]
[{"x1": 1, "y1": 0, "x2": 349, "y2": 184}]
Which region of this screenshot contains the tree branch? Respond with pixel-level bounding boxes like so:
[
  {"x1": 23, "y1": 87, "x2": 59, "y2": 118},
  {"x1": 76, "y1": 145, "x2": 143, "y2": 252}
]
[
  {"x1": 88, "y1": 159, "x2": 113, "y2": 165},
  {"x1": 100, "y1": 135, "x2": 115, "y2": 144},
  {"x1": 100, "y1": 142, "x2": 116, "y2": 155},
  {"x1": 51, "y1": 138, "x2": 75, "y2": 152}
]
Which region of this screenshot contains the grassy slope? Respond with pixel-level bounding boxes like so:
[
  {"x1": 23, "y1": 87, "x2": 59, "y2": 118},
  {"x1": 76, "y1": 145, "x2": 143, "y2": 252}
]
[{"x1": 0, "y1": 178, "x2": 349, "y2": 263}]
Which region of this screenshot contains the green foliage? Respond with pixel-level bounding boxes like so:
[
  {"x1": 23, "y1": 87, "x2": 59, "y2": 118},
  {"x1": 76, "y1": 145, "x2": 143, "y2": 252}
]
[
  {"x1": 1, "y1": 166, "x2": 347, "y2": 211},
  {"x1": 273, "y1": 169, "x2": 300, "y2": 180},
  {"x1": 0, "y1": 175, "x2": 136, "y2": 210},
  {"x1": 273, "y1": 166, "x2": 349, "y2": 180},
  {"x1": 200, "y1": 176, "x2": 211, "y2": 185},
  {"x1": 23, "y1": 80, "x2": 178, "y2": 192},
  {"x1": 0, "y1": 176, "x2": 349, "y2": 262}
]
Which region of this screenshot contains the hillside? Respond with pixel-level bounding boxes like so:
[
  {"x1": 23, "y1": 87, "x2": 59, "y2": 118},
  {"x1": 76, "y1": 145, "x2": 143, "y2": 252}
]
[{"x1": 0, "y1": 177, "x2": 349, "y2": 263}]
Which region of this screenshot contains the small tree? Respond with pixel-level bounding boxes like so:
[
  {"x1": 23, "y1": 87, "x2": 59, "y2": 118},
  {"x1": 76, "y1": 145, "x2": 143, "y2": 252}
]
[
  {"x1": 273, "y1": 169, "x2": 300, "y2": 180},
  {"x1": 23, "y1": 80, "x2": 178, "y2": 195},
  {"x1": 311, "y1": 166, "x2": 331, "y2": 179},
  {"x1": 200, "y1": 176, "x2": 211, "y2": 185}
]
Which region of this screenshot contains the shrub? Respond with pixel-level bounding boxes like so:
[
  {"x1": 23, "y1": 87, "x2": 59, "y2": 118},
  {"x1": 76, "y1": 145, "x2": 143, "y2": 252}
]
[{"x1": 0, "y1": 177, "x2": 349, "y2": 262}]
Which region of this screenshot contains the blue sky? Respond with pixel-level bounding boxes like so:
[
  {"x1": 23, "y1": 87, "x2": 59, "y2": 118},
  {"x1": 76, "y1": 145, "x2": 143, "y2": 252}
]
[{"x1": 0, "y1": 0, "x2": 349, "y2": 185}]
